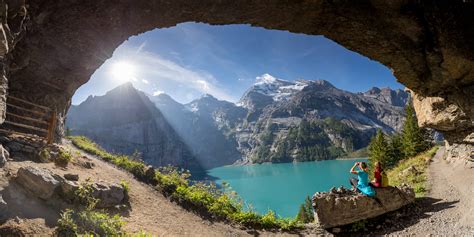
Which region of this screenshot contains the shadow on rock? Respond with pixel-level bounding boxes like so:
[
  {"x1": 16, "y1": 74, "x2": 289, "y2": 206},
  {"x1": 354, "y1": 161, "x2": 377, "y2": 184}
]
[
  {"x1": 0, "y1": 181, "x2": 61, "y2": 227},
  {"x1": 332, "y1": 197, "x2": 459, "y2": 236}
]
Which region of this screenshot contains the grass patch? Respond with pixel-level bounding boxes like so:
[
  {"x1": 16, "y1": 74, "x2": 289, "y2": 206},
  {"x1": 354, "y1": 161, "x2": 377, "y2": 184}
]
[
  {"x1": 69, "y1": 136, "x2": 302, "y2": 231},
  {"x1": 387, "y1": 146, "x2": 439, "y2": 197}
]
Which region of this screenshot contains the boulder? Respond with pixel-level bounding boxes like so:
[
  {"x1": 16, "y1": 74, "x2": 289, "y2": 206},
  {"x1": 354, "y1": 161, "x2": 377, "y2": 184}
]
[
  {"x1": 400, "y1": 165, "x2": 418, "y2": 177},
  {"x1": 64, "y1": 173, "x2": 79, "y2": 181},
  {"x1": 16, "y1": 166, "x2": 60, "y2": 200},
  {"x1": 92, "y1": 182, "x2": 126, "y2": 208},
  {"x1": 0, "y1": 194, "x2": 7, "y2": 220},
  {"x1": 0, "y1": 144, "x2": 8, "y2": 167},
  {"x1": 312, "y1": 184, "x2": 415, "y2": 228}
]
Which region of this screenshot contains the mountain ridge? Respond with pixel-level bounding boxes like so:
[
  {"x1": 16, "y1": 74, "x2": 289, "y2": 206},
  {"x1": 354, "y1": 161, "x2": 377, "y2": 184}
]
[{"x1": 67, "y1": 75, "x2": 409, "y2": 168}]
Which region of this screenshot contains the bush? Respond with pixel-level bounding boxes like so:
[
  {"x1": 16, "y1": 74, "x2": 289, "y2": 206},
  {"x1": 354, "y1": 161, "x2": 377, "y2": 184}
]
[
  {"x1": 56, "y1": 209, "x2": 78, "y2": 236},
  {"x1": 56, "y1": 179, "x2": 125, "y2": 236},
  {"x1": 38, "y1": 147, "x2": 51, "y2": 162},
  {"x1": 56, "y1": 209, "x2": 125, "y2": 236},
  {"x1": 55, "y1": 148, "x2": 74, "y2": 167},
  {"x1": 69, "y1": 136, "x2": 302, "y2": 231}
]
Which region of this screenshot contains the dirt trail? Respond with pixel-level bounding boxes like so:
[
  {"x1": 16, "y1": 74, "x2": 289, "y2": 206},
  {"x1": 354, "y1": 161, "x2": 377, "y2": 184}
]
[
  {"x1": 391, "y1": 147, "x2": 474, "y2": 235},
  {"x1": 1, "y1": 140, "x2": 325, "y2": 236}
]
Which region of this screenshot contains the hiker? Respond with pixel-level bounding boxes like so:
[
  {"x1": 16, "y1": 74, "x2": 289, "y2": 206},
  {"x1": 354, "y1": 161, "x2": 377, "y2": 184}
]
[
  {"x1": 349, "y1": 162, "x2": 375, "y2": 197},
  {"x1": 370, "y1": 161, "x2": 383, "y2": 187}
]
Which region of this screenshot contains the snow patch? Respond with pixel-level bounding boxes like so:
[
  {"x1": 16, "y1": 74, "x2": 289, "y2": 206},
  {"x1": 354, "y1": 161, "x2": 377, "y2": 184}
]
[{"x1": 252, "y1": 74, "x2": 309, "y2": 101}]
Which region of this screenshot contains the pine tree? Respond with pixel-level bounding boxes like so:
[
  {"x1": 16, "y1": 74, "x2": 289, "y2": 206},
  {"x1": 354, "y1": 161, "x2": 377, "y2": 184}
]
[
  {"x1": 296, "y1": 196, "x2": 314, "y2": 223},
  {"x1": 296, "y1": 204, "x2": 308, "y2": 223},
  {"x1": 304, "y1": 196, "x2": 314, "y2": 222},
  {"x1": 65, "y1": 127, "x2": 71, "y2": 137},
  {"x1": 402, "y1": 105, "x2": 426, "y2": 157},
  {"x1": 386, "y1": 133, "x2": 404, "y2": 168},
  {"x1": 368, "y1": 129, "x2": 388, "y2": 173}
]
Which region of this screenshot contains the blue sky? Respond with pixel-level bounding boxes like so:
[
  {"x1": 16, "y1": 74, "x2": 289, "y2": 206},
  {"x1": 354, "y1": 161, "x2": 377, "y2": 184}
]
[{"x1": 72, "y1": 22, "x2": 402, "y2": 105}]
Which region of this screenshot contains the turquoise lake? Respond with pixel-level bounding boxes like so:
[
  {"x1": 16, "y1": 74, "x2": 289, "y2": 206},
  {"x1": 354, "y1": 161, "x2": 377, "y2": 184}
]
[{"x1": 206, "y1": 158, "x2": 368, "y2": 218}]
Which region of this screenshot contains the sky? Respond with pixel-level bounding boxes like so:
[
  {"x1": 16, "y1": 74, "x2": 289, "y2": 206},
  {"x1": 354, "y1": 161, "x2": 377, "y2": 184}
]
[{"x1": 72, "y1": 22, "x2": 403, "y2": 105}]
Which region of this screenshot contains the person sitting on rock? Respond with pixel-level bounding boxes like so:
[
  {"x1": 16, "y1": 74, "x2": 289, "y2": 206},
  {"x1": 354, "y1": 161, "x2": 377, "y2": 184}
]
[
  {"x1": 370, "y1": 161, "x2": 383, "y2": 188},
  {"x1": 349, "y1": 162, "x2": 375, "y2": 197}
]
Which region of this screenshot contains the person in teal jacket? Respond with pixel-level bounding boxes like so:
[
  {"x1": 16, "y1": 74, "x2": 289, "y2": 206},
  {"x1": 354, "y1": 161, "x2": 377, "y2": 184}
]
[{"x1": 349, "y1": 162, "x2": 376, "y2": 197}]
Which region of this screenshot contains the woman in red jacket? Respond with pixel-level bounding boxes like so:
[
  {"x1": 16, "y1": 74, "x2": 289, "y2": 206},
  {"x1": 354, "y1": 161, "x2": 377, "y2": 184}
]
[{"x1": 371, "y1": 161, "x2": 383, "y2": 187}]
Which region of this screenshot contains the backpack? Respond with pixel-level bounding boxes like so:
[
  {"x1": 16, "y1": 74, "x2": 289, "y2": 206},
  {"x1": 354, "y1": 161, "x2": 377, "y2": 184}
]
[{"x1": 381, "y1": 171, "x2": 389, "y2": 187}]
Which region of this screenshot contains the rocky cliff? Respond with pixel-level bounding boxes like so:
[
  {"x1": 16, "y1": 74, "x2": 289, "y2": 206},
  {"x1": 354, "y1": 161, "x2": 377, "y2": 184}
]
[
  {"x1": 0, "y1": 1, "x2": 471, "y2": 164},
  {"x1": 66, "y1": 83, "x2": 201, "y2": 171},
  {"x1": 233, "y1": 74, "x2": 408, "y2": 163}
]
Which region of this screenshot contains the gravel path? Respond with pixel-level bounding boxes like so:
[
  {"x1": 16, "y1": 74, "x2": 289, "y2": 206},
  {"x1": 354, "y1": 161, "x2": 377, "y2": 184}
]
[{"x1": 390, "y1": 146, "x2": 474, "y2": 235}]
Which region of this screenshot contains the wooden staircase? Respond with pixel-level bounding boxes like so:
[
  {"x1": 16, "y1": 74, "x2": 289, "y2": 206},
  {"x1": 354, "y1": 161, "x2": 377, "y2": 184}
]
[{"x1": 0, "y1": 95, "x2": 56, "y2": 143}]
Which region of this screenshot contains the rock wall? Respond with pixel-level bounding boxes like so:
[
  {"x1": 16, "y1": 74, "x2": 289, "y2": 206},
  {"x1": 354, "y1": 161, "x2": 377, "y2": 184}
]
[
  {"x1": 0, "y1": 0, "x2": 28, "y2": 123},
  {"x1": 411, "y1": 92, "x2": 473, "y2": 164},
  {"x1": 0, "y1": 1, "x2": 471, "y2": 160}
]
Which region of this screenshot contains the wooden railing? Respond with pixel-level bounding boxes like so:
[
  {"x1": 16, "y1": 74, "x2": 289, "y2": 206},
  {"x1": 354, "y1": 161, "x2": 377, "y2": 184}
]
[{"x1": 0, "y1": 95, "x2": 56, "y2": 144}]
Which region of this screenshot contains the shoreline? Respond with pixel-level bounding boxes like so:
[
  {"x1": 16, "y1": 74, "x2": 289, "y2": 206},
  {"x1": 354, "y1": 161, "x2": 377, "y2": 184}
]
[{"x1": 221, "y1": 157, "x2": 369, "y2": 169}]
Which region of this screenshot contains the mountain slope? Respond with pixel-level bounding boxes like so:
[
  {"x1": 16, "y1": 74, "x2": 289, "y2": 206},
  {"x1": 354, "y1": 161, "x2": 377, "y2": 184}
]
[
  {"x1": 149, "y1": 94, "x2": 244, "y2": 169},
  {"x1": 232, "y1": 74, "x2": 408, "y2": 163},
  {"x1": 67, "y1": 75, "x2": 409, "y2": 167},
  {"x1": 66, "y1": 83, "x2": 201, "y2": 171}
]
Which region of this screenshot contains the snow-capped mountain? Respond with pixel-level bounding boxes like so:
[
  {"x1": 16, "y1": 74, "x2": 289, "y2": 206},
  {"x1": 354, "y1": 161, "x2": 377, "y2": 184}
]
[
  {"x1": 67, "y1": 74, "x2": 411, "y2": 167},
  {"x1": 238, "y1": 74, "x2": 310, "y2": 108}
]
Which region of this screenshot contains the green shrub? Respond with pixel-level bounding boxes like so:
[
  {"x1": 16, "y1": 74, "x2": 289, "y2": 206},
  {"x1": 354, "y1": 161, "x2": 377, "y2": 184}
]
[
  {"x1": 69, "y1": 136, "x2": 302, "y2": 231},
  {"x1": 120, "y1": 180, "x2": 130, "y2": 194},
  {"x1": 38, "y1": 147, "x2": 51, "y2": 163},
  {"x1": 56, "y1": 209, "x2": 125, "y2": 236},
  {"x1": 55, "y1": 148, "x2": 74, "y2": 167},
  {"x1": 56, "y1": 209, "x2": 78, "y2": 236},
  {"x1": 351, "y1": 219, "x2": 368, "y2": 232},
  {"x1": 56, "y1": 178, "x2": 126, "y2": 236},
  {"x1": 74, "y1": 178, "x2": 99, "y2": 209}
]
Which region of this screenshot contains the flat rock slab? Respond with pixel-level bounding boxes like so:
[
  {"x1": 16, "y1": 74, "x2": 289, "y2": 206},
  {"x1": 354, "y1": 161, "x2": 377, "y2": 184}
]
[
  {"x1": 15, "y1": 166, "x2": 60, "y2": 200},
  {"x1": 92, "y1": 182, "x2": 126, "y2": 208},
  {"x1": 312, "y1": 184, "x2": 415, "y2": 228}
]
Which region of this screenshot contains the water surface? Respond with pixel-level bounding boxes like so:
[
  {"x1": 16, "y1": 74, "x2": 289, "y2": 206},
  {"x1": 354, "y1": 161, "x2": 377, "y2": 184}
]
[{"x1": 206, "y1": 158, "x2": 368, "y2": 218}]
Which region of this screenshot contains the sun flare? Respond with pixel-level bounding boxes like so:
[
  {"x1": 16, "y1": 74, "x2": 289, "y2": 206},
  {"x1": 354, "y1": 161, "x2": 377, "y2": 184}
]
[{"x1": 110, "y1": 61, "x2": 136, "y2": 82}]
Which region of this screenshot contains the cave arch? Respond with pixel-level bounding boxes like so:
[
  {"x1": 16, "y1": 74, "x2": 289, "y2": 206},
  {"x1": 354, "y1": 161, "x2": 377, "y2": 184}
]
[{"x1": 0, "y1": 1, "x2": 472, "y2": 161}]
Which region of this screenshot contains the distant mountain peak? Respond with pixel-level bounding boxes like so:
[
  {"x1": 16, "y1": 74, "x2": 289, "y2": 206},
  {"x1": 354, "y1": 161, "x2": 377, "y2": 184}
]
[
  {"x1": 362, "y1": 86, "x2": 409, "y2": 107},
  {"x1": 201, "y1": 93, "x2": 217, "y2": 99},
  {"x1": 312, "y1": 79, "x2": 335, "y2": 88}
]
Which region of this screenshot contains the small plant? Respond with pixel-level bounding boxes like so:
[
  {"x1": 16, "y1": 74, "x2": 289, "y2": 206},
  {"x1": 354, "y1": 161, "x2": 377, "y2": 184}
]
[
  {"x1": 74, "y1": 178, "x2": 98, "y2": 209},
  {"x1": 55, "y1": 148, "x2": 74, "y2": 167},
  {"x1": 38, "y1": 147, "x2": 51, "y2": 163},
  {"x1": 56, "y1": 209, "x2": 78, "y2": 236},
  {"x1": 351, "y1": 219, "x2": 368, "y2": 232},
  {"x1": 120, "y1": 180, "x2": 130, "y2": 201},
  {"x1": 56, "y1": 178, "x2": 126, "y2": 236}
]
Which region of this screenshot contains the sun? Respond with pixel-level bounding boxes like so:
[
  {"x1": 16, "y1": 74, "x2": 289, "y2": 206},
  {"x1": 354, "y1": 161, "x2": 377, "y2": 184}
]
[{"x1": 110, "y1": 61, "x2": 136, "y2": 82}]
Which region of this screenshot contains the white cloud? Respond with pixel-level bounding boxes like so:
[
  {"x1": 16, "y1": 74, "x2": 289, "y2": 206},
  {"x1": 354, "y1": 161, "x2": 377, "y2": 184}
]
[
  {"x1": 108, "y1": 45, "x2": 236, "y2": 102},
  {"x1": 153, "y1": 90, "x2": 164, "y2": 96}
]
